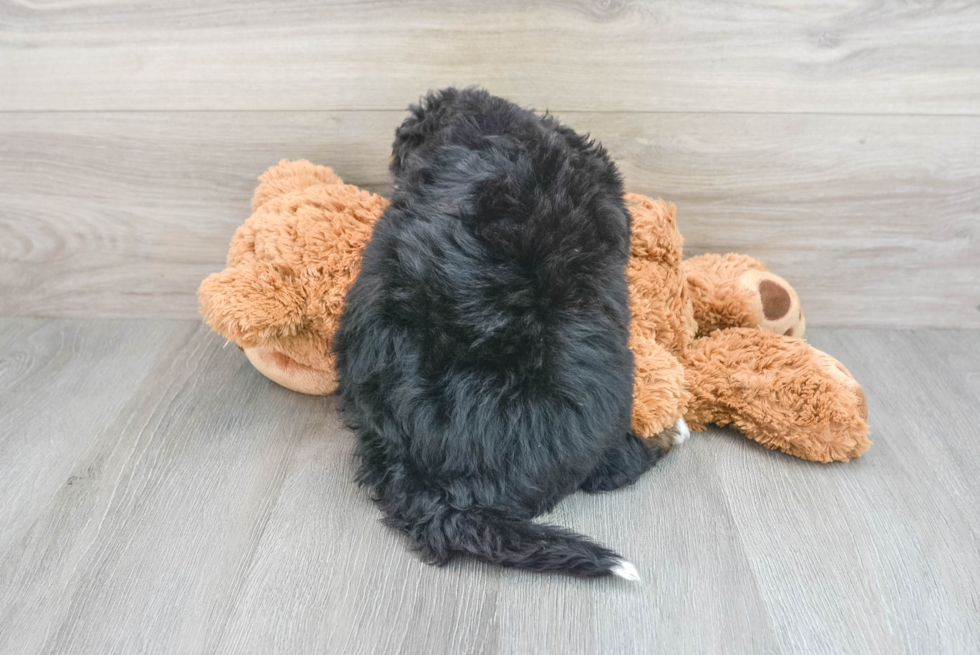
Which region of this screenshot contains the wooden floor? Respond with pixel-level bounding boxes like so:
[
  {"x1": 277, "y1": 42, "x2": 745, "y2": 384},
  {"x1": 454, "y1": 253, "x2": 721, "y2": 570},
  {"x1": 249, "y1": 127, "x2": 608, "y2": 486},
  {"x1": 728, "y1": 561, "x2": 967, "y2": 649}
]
[{"x1": 1, "y1": 319, "x2": 978, "y2": 654}]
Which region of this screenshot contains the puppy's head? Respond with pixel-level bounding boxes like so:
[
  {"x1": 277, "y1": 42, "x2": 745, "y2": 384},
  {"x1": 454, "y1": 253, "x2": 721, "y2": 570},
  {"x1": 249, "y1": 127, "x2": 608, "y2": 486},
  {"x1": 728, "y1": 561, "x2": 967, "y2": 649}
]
[{"x1": 390, "y1": 87, "x2": 521, "y2": 187}]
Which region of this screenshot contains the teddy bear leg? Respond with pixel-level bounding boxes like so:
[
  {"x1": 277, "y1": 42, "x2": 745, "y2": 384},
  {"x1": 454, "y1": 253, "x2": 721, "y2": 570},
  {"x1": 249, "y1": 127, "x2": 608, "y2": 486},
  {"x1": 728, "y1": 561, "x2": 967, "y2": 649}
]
[
  {"x1": 683, "y1": 328, "x2": 870, "y2": 463},
  {"x1": 629, "y1": 334, "x2": 693, "y2": 450},
  {"x1": 683, "y1": 253, "x2": 806, "y2": 338}
]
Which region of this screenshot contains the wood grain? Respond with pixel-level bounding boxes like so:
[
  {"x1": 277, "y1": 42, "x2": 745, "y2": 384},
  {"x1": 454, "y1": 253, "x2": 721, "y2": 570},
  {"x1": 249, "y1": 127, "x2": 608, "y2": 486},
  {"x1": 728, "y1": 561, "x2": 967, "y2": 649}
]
[
  {"x1": 1, "y1": 111, "x2": 977, "y2": 327},
  {"x1": 710, "y1": 328, "x2": 980, "y2": 654},
  {"x1": 1, "y1": 319, "x2": 978, "y2": 654},
  {"x1": 3, "y1": 0, "x2": 980, "y2": 114},
  {"x1": 0, "y1": 319, "x2": 199, "y2": 557}
]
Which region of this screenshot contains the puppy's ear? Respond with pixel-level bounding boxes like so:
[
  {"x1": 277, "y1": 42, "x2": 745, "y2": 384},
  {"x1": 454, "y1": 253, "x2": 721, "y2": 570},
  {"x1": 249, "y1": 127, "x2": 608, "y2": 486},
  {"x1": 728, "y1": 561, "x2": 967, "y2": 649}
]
[
  {"x1": 391, "y1": 88, "x2": 463, "y2": 174},
  {"x1": 198, "y1": 261, "x2": 307, "y2": 348}
]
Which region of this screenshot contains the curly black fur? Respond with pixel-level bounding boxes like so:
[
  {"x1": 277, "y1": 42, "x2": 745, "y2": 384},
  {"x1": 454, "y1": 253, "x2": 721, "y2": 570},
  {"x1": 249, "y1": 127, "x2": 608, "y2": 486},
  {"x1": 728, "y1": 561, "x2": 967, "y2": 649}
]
[{"x1": 333, "y1": 88, "x2": 664, "y2": 578}]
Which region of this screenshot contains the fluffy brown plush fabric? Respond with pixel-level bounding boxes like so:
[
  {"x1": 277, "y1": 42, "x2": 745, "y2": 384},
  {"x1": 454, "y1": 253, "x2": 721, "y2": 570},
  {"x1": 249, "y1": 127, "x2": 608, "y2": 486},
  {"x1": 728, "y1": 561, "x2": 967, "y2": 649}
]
[
  {"x1": 199, "y1": 160, "x2": 870, "y2": 463},
  {"x1": 626, "y1": 196, "x2": 869, "y2": 462},
  {"x1": 685, "y1": 253, "x2": 807, "y2": 338},
  {"x1": 625, "y1": 195, "x2": 694, "y2": 440},
  {"x1": 684, "y1": 328, "x2": 870, "y2": 462},
  {"x1": 198, "y1": 160, "x2": 387, "y2": 394}
]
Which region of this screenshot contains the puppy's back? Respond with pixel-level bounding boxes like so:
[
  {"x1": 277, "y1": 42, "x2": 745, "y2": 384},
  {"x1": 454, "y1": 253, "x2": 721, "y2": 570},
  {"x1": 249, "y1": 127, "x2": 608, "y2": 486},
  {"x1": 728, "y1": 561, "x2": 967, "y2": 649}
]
[{"x1": 335, "y1": 88, "x2": 637, "y2": 578}]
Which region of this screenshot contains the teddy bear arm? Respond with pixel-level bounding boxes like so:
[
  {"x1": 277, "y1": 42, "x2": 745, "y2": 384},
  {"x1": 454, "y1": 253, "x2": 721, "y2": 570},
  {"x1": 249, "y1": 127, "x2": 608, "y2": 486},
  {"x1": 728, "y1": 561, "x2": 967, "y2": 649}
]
[
  {"x1": 197, "y1": 261, "x2": 307, "y2": 348},
  {"x1": 630, "y1": 335, "x2": 692, "y2": 450},
  {"x1": 682, "y1": 327, "x2": 870, "y2": 463},
  {"x1": 683, "y1": 253, "x2": 806, "y2": 338}
]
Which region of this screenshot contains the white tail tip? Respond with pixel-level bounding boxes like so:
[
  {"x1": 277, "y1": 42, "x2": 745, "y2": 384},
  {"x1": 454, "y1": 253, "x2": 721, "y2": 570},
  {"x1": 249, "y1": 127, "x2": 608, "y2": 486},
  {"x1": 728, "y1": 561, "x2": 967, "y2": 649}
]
[{"x1": 610, "y1": 559, "x2": 641, "y2": 582}]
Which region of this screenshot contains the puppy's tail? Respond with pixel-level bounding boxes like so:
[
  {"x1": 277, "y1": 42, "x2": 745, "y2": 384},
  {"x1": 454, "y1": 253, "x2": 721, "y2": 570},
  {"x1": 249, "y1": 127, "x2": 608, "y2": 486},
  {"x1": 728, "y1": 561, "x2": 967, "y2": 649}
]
[{"x1": 383, "y1": 500, "x2": 640, "y2": 580}]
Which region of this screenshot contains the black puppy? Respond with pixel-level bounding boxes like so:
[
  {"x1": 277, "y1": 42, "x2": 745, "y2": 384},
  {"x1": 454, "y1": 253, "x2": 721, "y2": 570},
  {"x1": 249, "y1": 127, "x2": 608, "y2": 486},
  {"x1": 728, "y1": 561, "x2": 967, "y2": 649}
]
[{"x1": 333, "y1": 88, "x2": 666, "y2": 579}]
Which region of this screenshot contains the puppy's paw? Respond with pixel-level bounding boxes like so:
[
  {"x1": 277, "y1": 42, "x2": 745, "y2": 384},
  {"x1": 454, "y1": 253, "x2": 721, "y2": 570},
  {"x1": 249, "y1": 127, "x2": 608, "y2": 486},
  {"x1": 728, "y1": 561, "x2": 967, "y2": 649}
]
[
  {"x1": 664, "y1": 417, "x2": 690, "y2": 446},
  {"x1": 640, "y1": 417, "x2": 691, "y2": 454}
]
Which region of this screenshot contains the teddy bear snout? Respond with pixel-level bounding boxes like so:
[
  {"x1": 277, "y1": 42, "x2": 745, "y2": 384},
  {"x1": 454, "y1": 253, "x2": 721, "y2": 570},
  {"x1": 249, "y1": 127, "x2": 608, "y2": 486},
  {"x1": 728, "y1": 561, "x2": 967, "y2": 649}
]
[{"x1": 244, "y1": 345, "x2": 337, "y2": 395}]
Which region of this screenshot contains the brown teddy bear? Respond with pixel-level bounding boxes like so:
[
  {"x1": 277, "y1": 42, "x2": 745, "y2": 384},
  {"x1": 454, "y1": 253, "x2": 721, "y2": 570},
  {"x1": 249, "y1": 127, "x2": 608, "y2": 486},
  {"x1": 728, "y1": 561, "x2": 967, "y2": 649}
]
[{"x1": 199, "y1": 160, "x2": 870, "y2": 463}]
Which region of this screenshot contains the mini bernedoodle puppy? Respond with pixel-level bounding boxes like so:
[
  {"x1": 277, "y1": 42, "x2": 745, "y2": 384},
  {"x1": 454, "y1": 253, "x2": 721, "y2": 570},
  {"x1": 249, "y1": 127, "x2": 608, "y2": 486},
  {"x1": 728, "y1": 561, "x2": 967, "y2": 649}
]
[{"x1": 333, "y1": 87, "x2": 676, "y2": 579}]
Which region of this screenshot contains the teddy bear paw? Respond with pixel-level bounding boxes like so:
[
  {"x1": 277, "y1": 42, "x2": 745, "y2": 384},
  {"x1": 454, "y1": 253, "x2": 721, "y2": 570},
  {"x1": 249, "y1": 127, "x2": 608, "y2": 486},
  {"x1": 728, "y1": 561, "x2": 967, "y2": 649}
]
[
  {"x1": 813, "y1": 349, "x2": 869, "y2": 422},
  {"x1": 737, "y1": 269, "x2": 806, "y2": 338}
]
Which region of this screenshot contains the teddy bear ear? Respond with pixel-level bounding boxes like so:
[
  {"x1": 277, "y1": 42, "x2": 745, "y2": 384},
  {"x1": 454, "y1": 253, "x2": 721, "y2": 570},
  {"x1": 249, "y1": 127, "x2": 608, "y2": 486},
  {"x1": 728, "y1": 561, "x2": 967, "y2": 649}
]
[
  {"x1": 198, "y1": 261, "x2": 307, "y2": 348},
  {"x1": 251, "y1": 159, "x2": 343, "y2": 212}
]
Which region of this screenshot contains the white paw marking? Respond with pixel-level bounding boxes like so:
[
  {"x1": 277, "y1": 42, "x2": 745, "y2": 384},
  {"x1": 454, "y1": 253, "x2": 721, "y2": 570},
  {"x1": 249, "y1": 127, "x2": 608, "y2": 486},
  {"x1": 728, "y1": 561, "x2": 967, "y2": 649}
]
[
  {"x1": 671, "y1": 417, "x2": 690, "y2": 445},
  {"x1": 611, "y1": 559, "x2": 641, "y2": 582}
]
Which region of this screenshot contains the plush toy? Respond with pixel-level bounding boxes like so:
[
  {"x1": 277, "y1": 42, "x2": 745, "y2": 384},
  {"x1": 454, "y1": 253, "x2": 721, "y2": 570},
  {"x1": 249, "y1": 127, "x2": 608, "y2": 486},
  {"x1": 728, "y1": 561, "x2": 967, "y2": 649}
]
[{"x1": 199, "y1": 160, "x2": 870, "y2": 463}]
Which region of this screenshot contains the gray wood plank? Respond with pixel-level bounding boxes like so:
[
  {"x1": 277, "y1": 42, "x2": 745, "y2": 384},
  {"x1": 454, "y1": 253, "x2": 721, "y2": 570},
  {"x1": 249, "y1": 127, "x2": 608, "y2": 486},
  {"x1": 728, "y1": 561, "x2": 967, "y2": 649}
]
[
  {"x1": 0, "y1": 318, "x2": 199, "y2": 557},
  {"x1": 1, "y1": 319, "x2": 979, "y2": 654},
  {"x1": 709, "y1": 329, "x2": 980, "y2": 655},
  {"x1": 3, "y1": 0, "x2": 979, "y2": 114},
  {"x1": 2, "y1": 112, "x2": 977, "y2": 327},
  {"x1": 213, "y1": 415, "x2": 781, "y2": 655},
  {"x1": 0, "y1": 319, "x2": 332, "y2": 654}
]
